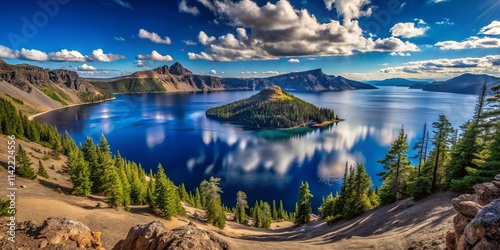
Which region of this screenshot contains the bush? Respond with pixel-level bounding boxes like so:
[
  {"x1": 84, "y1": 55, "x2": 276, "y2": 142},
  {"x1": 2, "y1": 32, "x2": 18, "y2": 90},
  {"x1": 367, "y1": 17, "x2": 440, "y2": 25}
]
[
  {"x1": 0, "y1": 199, "x2": 12, "y2": 217},
  {"x1": 408, "y1": 176, "x2": 431, "y2": 200}
]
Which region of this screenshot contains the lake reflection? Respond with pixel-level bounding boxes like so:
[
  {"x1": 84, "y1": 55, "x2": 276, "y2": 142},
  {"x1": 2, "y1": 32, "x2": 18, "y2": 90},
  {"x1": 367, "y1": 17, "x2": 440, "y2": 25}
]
[{"x1": 35, "y1": 87, "x2": 477, "y2": 212}]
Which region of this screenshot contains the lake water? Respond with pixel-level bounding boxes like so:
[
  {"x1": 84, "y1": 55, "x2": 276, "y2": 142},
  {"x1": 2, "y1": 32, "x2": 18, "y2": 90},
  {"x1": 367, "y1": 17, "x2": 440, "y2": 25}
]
[{"x1": 35, "y1": 87, "x2": 477, "y2": 212}]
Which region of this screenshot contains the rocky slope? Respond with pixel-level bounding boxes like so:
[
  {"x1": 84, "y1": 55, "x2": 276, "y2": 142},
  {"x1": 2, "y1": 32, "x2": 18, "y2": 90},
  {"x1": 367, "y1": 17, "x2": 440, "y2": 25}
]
[
  {"x1": 0, "y1": 59, "x2": 109, "y2": 114},
  {"x1": 423, "y1": 74, "x2": 500, "y2": 95},
  {"x1": 89, "y1": 64, "x2": 376, "y2": 93},
  {"x1": 446, "y1": 175, "x2": 500, "y2": 249}
]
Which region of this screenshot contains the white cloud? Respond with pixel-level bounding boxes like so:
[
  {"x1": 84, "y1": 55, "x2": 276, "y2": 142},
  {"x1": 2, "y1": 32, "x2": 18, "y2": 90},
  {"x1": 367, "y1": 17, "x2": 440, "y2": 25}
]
[
  {"x1": 182, "y1": 40, "x2": 197, "y2": 45},
  {"x1": 390, "y1": 52, "x2": 411, "y2": 56},
  {"x1": 179, "y1": 0, "x2": 200, "y2": 15},
  {"x1": 323, "y1": 0, "x2": 372, "y2": 22},
  {"x1": 76, "y1": 64, "x2": 97, "y2": 71},
  {"x1": 479, "y1": 21, "x2": 500, "y2": 35},
  {"x1": 136, "y1": 50, "x2": 173, "y2": 61},
  {"x1": 89, "y1": 49, "x2": 125, "y2": 62},
  {"x1": 135, "y1": 60, "x2": 149, "y2": 67},
  {"x1": 435, "y1": 18, "x2": 454, "y2": 25},
  {"x1": 262, "y1": 70, "x2": 280, "y2": 75},
  {"x1": 138, "y1": 29, "x2": 171, "y2": 44},
  {"x1": 113, "y1": 0, "x2": 133, "y2": 9},
  {"x1": 390, "y1": 22, "x2": 429, "y2": 38},
  {"x1": 288, "y1": 58, "x2": 300, "y2": 63},
  {"x1": 114, "y1": 36, "x2": 126, "y2": 41},
  {"x1": 435, "y1": 36, "x2": 500, "y2": 50},
  {"x1": 427, "y1": 0, "x2": 449, "y2": 3},
  {"x1": 0, "y1": 45, "x2": 17, "y2": 59},
  {"x1": 209, "y1": 69, "x2": 217, "y2": 74},
  {"x1": 48, "y1": 49, "x2": 86, "y2": 62},
  {"x1": 189, "y1": 0, "x2": 419, "y2": 61},
  {"x1": 414, "y1": 18, "x2": 427, "y2": 25},
  {"x1": 18, "y1": 48, "x2": 49, "y2": 61}
]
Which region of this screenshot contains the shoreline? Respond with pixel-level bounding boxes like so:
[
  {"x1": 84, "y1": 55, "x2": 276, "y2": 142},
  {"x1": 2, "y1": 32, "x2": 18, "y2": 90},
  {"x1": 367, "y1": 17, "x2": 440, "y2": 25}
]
[{"x1": 28, "y1": 97, "x2": 116, "y2": 121}]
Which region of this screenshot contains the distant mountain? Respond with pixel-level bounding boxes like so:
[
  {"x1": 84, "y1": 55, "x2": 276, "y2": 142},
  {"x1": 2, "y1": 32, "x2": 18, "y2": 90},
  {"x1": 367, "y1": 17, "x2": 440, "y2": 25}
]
[
  {"x1": 366, "y1": 78, "x2": 429, "y2": 87},
  {"x1": 89, "y1": 65, "x2": 376, "y2": 93},
  {"x1": 408, "y1": 83, "x2": 429, "y2": 89},
  {"x1": 423, "y1": 74, "x2": 500, "y2": 95},
  {"x1": 0, "y1": 59, "x2": 110, "y2": 114},
  {"x1": 206, "y1": 86, "x2": 340, "y2": 129}
]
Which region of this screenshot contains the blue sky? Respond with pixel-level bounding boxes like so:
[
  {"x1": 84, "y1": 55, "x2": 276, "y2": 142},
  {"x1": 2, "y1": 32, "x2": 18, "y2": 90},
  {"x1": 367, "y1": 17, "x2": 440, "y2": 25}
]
[{"x1": 0, "y1": 0, "x2": 498, "y2": 80}]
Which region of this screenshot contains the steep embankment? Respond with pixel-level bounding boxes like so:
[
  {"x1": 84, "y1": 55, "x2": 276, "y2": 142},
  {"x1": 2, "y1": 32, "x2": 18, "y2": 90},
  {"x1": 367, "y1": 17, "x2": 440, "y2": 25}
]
[
  {"x1": 0, "y1": 136, "x2": 458, "y2": 250},
  {"x1": 0, "y1": 60, "x2": 110, "y2": 115}
]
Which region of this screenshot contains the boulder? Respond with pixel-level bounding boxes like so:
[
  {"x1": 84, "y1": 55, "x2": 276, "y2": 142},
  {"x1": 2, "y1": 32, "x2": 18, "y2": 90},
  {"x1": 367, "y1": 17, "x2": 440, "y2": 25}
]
[
  {"x1": 37, "y1": 217, "x2": 103, "y2": 249},
  {"x1": 453, "y1": 201, "x2": 483, "y2": 219},
  {"x1": 113, "y1": 221, "x2": 230, "y2": 250},
  {"x1": 495, "y1": 174, "x2": 500, "y2": 181},
  {"x1": 473, "y1": 183, "x2": 500, "y2": 205},
  {"x1": 468, "y1": 199, "x2": 500, "y2": 242},
  {"x1": 446, "y1": 230, "x2": 456, "y2": 250},
  {"x1": 492, "y1": 181, "x2": 500, "y2": 189},
  {"x1": 454, "y1": 214, "x2": 471, "y2": 235},
  {"x1": 470, "y1": 237, "x2": 500, "y2": 250}
]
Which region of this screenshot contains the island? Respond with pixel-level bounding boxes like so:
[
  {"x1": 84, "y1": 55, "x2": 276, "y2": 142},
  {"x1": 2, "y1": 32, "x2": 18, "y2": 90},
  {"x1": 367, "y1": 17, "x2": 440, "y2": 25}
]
[{"x1": 206, "y1": 86, "x2": 342, "y2": 129}]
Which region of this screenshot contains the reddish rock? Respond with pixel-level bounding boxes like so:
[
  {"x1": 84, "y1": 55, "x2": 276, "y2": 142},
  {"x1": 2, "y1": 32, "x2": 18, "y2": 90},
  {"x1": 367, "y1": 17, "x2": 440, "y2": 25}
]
[
  {"x1": 473, "y1": 183, "x2": 500, "y2": 205},
  {"x1": 454, "y1": 214, "x2": 471, "y2": 235},
  {"x1": 454, "y1": 201, "x2": 483, "y2": 219},
  {"x1": 446, "y1": 230, "x2": 456, "y2": 250},
  {"x1": 471, "y1": 237, "x2": 500, "y2": 250}
]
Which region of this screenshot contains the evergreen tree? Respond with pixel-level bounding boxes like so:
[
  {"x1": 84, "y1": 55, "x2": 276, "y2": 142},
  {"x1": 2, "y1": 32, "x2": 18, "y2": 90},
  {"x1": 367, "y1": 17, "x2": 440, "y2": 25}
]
[
  {"x1": 200, "y1": 177, "x2": 226, "y2": 229},
  {"x1": 295, "y1": 181, "x2": 313, "y2": 225},
  {"x1": 82, "y1": 137, "x2": 101, "y2": 193},
  {"x1": 154, "y1": 164, "x2": 182, "y2": 219},
  {"x1": 118, "y1": 167, "x2": 131, "y2": 211},
  {"x1": 96, "y1": 134, "x2": 114, "y2": 193},
  {"x1": 430, "y1": 115, "x2": 454, "y2": 192},
  {"x1": 318, "y1": 193, "x2": 337, "y2": 223},
  {"x1": 146, "y1": 173, "x2": 156, "y2": 208},
  {"x1": 178, "y1": 183, "x2": 189, "y2": 202},
  {"x1": 277, "y1": 200, "x2": 286, "y2": 220},
  {"x1": 235, "y1": 191, "x2": 249, "y2": 225},
  {"x1": 194, "y1": 187, "x2": 203, "y2": 209},
  {"x1": 104, "y1": 167, "x2": 124, "y2": 210},
  {"x1": 68, "y1": 148, "x2": 92, "y2": 196},
  {"x1": 16, "y1": 145, "x2": 36, "y2": 180},
  {"x1": 260, "y1": 201, "x2": 272, "y2": 229},
  {"x1": 271, "y1": 200, "x2": 278, "y2": 220},
  {"x1": 377, "y1": 126, "x2": 411, "y2": 203},
  {"x1": 37, "y1": 159, "x2": 49, "y2": 178},
  {"x1": 412, "y1": 123, "x2": 427, "y2": 172}
]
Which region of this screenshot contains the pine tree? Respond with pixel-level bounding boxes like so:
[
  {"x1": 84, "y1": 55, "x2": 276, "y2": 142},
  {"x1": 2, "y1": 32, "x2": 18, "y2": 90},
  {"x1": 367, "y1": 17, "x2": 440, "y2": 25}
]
[
  {"x1": 412, "y1": 123, "x2": 427, "y2": 172},
  {"x1": 16, "y1": 145, "x2": 37, "y2": 180},
  {"x1": 154, "y1": 164, "x2": 181, "y2": 219},
  {"x1": 37, "y1": 159, "x2": 49, "y2": 178},
  {"x1": 178, "y1": 183, "x2": 189, "y2": 202},
  {"x1": 105, "y1": 167, "x2": 124, "y2": 210},
  {"x1": 295, "y1": 181, "x2": 313, "y2": 225},
  {"x1": 260, "y1": 201, "x2": 272, "y2": 229},
  {"x1": 200, "y1": 177, "x2": 226, "y2": 229},
  {"x1": 235, "y1": 191, "x2": 249, "y2": 225},
  {"x1": 68, "y1": 148, "x2": 92, "y2": 197},
  {"x1": 146, "y1": 172, "x2": 156, "y2": 208},
  {"x1": 278, "y1": 200, "x2": 286, "y2": 220},
  {"x1": 82, "y1": 137, "x2": 100, "y2": 193},
  {"x1": 96, "y1": 134, "x2": 114, "y2": 193},
  {"x1": 271, "y1": 200, "x2": 278, "y2": 220},
  {"x1": 430, "y1": 115, "x2": 454, "y2": 192},
  {"x1": 377, "y1": 126, "x2": 411, "y2": 203}
]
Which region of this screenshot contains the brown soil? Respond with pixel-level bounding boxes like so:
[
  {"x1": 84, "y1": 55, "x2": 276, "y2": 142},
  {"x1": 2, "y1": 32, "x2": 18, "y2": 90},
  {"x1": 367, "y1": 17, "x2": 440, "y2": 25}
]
[{"x1": 0, "y1": 135, "x2": 458, "y2": 249}]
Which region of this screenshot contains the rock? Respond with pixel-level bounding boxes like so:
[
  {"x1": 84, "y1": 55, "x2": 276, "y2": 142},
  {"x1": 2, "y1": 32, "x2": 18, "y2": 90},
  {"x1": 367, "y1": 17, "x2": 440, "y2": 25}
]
[
  {"x1": 457, "y1": 234, "x2": 471, "y2": 250},
  {"x1": 37, "y1": 217, "x2": 103, "y2": 249},
  {"x1": 113, "y1": 221, "x2": 230, "y2": 250},
  {"x1": 495, "y1": 174, "x2": 500, "y2": 181},
  {"x1": 454, "y1": 214, "x2": 471, "y2": 235},
  {"x1": 471, "y1": 237, "x2": 500, "y2": 250},
  {"x1": 446, "y1": 230, "x2": 456, "y2": 250},
  {"x1": 492, "y1": 181, "x2": 500, "y2": 189},
  {"x1": 454, "y1": 201, "x2": 483, "y2": 219},
  {"x1": 473, "y1": 183, "x2": 500, "y2": 205},
  {"x1": 469, "y1": 199, "x2": 500, "y2": 241},
  {"x1": 464, "y1": 223, "x2": 482, "y2": 245},
  {"x1": 20, "y1": 185, "x2": 26, "y2": 188}
]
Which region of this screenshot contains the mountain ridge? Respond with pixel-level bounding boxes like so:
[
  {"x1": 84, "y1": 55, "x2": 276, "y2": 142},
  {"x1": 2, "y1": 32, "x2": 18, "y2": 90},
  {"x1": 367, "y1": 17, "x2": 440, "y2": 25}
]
[{"x1": 423, "y1": 74, "x2": 500, "y2": 95}]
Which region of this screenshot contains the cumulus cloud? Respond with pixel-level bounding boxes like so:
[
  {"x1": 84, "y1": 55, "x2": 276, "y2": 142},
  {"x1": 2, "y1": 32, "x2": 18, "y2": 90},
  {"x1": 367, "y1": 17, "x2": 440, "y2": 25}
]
[
  {"x1": 179, "y1": 0, "x2": 200, "y2": 15},
  {"x1": 262, "y1": 70, "x2": 280, "y2": 75},
  {"x1": 114, "y1": 36, "x2": 126, "y2": 41},
  {"x1": 136, "y1": 50, "x2": 173, "y2": 61},
  {"x1": 0, "y1": 45, "x2": 17, "y2": 59},
  {"x1": 209, "y1": 69, "x2": 217, "y2": 74},
  {"x1": 89, "y1": 49, "x2": 126, "y2": 62},
  {"x1": 435, "y1": 36, "x2": 500, "y2": 50},
  {"x1": 323, "y1": 0, "x2": 372, "y2": 22},
  {"x1": 288, "y1": 58, "x2": 300, "y2": 63},
  {"x1": 135, "y1": 60, "x2": 149, "y2": 67},
  {"x1": 390, "y1": 52, "x2": 411, "y2": 56},
  {"x1": 138, "y1": 29, "x2": 171, "y2": 44},
  {"x1": 479, "y1": 21, "x2": 500, "y2": 35},
  {"x1": 48, "y1": 49, "x2": 86, "y2": 62},
  {"x1": 18, "y1": 48, "x2": 49, "y2": 61},
  {"x1": 189, "y1": 0, "x2": 419, "y2": 61},
  {"x1": 76, "y1": 64, "x2": 97, "y2": 71},
  {"x1": 390, "y1": 22, "x2": 429, "y2": 38}
]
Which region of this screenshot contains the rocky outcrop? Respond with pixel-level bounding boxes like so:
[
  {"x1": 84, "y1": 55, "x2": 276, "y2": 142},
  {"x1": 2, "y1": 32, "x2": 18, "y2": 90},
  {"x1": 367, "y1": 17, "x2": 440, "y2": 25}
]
[
  {"x1": 48, "y1": 69, "x2": 96, "y2": 92},
  {"x1": 446, "y1": 175, "x2": 500, "y2": 249},
  {"x1": 0, "y1": 217, "x2": 103, "y2": 250},
  {"x1": 113, "y1": 221, "x2": 230, "y2": 250}
]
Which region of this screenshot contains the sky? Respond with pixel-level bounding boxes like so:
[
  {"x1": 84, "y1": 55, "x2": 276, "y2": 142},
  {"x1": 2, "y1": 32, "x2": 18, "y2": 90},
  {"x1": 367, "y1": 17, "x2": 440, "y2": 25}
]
[{"x1": 0, "y1": 0, "x2": 498, "y2": 80}]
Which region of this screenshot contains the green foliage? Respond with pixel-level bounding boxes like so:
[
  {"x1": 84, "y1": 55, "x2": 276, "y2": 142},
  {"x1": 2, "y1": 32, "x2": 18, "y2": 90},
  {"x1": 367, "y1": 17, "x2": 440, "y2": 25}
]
[
  {"x1": 0, "y1": 199, "x2": 12, "y2": 217},
  {"x1": 200, "y1": 177, "x2": 226, "y2": 229},
  {"x1": 37, "y1": 159, "x2": 49, "y2": 178},
  {"x1": 90, "y1": 78, "x2": 166, "y2": 93},
  {"x1": 235, "y1": 191, "x2": 249, "y2": 225},
  {"x1": 17, "y1": 145, "x2": 37, "y2": 180},
  {"x1": 40, "y1": 87, "x2": 69, "y2": 105},
  {"x1": 68, "y1": 147, "x2": 92, "y2": 196},
  {"x1": 155, "y1": 164, "x2": 184, "y2": 219},
  {"x1": 430, "y1": 115, "x2": 454, "y2": 192},
  {"x1": 408, "y1": 175, "x2": 432, "y2": 200},
  {"x1": 105, "y1": 167, "x2": 124, "y2": 210},
  {"x1": 377, "y1": 126, "x2": 411, "y2": 204},
  {"x1": 295, "y1": 181, "x2": 313, "y2": 225},
  {"x1": 206, "y1": 87, "x2": 336, "y2": 129},
  {"x1": 5, "y1": 94, "x2": 24, "y2": 105}
]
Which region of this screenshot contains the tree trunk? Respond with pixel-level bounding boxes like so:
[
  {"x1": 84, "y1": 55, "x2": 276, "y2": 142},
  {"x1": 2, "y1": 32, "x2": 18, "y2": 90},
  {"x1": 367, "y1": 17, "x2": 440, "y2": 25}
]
[
  {"x1": 432, "y1": 139, "x2": 441, "y2": 193},
  {"x1": 393, "y1": 154, "x2": 401, "y2": 202}
]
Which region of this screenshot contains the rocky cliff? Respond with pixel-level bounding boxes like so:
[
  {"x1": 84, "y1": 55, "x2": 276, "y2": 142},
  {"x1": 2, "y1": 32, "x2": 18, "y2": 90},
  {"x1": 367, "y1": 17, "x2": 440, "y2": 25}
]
[{"x1": 446, "y1": 175, "x2": 500, "y2": 249}]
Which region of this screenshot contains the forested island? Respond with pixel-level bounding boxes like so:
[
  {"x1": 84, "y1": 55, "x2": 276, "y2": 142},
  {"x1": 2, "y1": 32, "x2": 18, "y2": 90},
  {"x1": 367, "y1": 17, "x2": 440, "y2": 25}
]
[{"x1": 206, "y1": 86, "x2": 341, "y2": 129}]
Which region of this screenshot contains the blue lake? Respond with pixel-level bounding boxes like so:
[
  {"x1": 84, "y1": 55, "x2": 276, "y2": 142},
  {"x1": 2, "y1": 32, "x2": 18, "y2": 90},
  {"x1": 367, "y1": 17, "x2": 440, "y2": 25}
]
[{"x1": 35, "y1": 87, "x2": 477, "y2": 212}]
